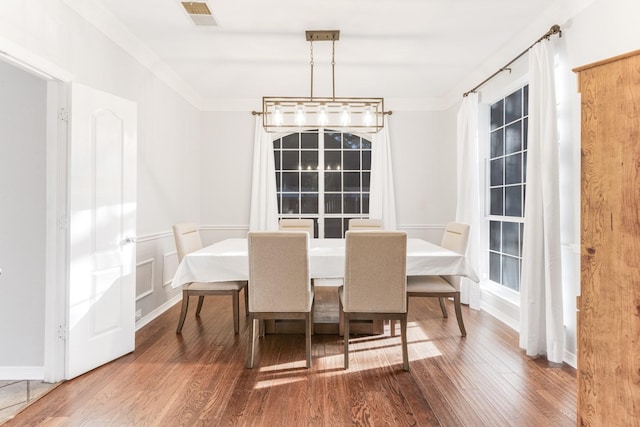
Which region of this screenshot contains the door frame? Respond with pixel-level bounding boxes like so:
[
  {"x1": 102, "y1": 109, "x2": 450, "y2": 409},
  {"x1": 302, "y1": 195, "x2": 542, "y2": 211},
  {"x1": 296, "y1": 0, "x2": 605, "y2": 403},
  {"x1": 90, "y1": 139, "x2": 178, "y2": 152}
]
[{"x1": 0, "y1": 46, "x2": 73, "y2": 382}]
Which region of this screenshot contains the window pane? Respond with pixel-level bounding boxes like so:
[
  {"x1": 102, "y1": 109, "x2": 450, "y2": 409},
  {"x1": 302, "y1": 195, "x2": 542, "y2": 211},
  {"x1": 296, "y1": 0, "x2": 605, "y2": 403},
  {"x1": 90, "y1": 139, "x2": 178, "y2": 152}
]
[
  {"x1": 343, "y1": 151, "x2": 360, "y2": 170},
  {"x1": 275, "y1": 172, "x2": 281, "y2": 191},
  {"x1": 282, "y1": 151, "x2": 299, "y2": 170},
  {"x1": 325, "y1": 218, "x2": 343, "y2": 238},
  {"x1": 502, "y1": 255, "x2": 520, "y2": 291},
  {"x1": 274, "y1": 150, "x2": 281, "y2": 170},
  {"x1": 325, "y1": 194, "x2": 342, "y2": 213},
  {"x1": 490, "y1": 100, "x2": 504, "y2": 130},
  {"x1": 301, "y1": 132, "x2": 318, "y2": 149},
  {"x1": 505, "y1": 185, "x2": 522, "y2": 217},
  {"x1": 490, "y1": 158, "x2": 504, "y2": 186},
  {"x1": 523, "y1": 85, "x2": 529, "y2": 116},
  {"x1": 523, "y1": 117, "x2": 528, "y2": 149},
  {"x1": 362, "y1": 151, "x2": 371, "y2": 170},
  {"x1": 490, "y1": 130, "x2": 504, "y2": 158},
  {"x1": 282, "y1": 133, "x2": 298, "y2": 149},
  {"x1": 343, "y1": 194, "x2": 361, "y2": 213},
  {"x1": 490, "y1": 221, "x2": 501, "y2": 251},
  {"x1": 343, "y1": 134, "x2": 360, "y2": 149},
  {"x1": 324, "y1": 172, "x2": 341, "y2": 192},
  {"x1": 523, "y1": 151, "x2": 528, "y2": 181},
  {"x1": 362, "y1": 193, "x2": 369, "y2": 213},
  {"x1": 490, "y1": 252, "x2": 501, "y2": 283},
  {"x1": 343, "y1": 172, "x2": 360, "y2": 191},
  {"x1": 301, "y1": 194, "x2": 318, "y2": 214},
  {"x1": 362, "y1": 172, "x2": 370, "y2": 189},
  {"x1": 301, "y1": 151, "x2": 318, "y2": 170},
  {"x1": 325, "y1": 151, "x2": 341, "y2": 170},
  {"x1": 505, "y1": 122, "x2": 522, "y2": 154},
  {"x1": 325, "y1": 132, "x2": 341, "y2": 149},
  {"x1": 361, "y1": 139, "x2": 371, "y2": 150},
  {"x1": 282, "y1": 172, "x2": 299, "y2": 192},
  {"x1": 300, "y1": 172, "x2": 318, "y2": 191},
  {"x1": 273, "y1": 138, "x2": 281, "y2": 149},
  {"x1": 505, "y1": 89, "x2": 522, "y2": 124},
  {"x1": 281, "y1": 194, "x2": 299, "y2": 214},
  {"x1": 490, "y1": 188, "x2": 503, "y2": 216},
  {"x1": 505, "y1": 153, "x2": 522, "y2": 185},
  {"x1": 502, "y1": 222, "x2": 519, "y2": 256}
]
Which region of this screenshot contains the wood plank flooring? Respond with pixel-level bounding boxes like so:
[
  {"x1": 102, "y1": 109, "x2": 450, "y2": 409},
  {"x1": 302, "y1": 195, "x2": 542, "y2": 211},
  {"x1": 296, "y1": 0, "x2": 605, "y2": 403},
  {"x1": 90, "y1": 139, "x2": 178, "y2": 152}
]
[{"x1": 4, "y1": 296, "x2": 576, "y2": 426}]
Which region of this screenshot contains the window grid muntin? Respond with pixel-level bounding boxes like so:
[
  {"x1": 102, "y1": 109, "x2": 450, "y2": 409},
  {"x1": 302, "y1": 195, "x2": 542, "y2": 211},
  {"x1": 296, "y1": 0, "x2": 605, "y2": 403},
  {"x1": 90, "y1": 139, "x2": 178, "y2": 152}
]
[{"x1": 488, "y1": 85, "x2": 528, "y2": 291}]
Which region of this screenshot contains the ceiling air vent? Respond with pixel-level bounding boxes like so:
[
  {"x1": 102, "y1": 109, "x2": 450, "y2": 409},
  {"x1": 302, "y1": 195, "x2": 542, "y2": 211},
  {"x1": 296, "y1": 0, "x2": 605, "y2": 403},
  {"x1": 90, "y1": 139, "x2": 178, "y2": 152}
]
[{"x1": 181, "y1": 2, "x2": 218, "y2": 27}]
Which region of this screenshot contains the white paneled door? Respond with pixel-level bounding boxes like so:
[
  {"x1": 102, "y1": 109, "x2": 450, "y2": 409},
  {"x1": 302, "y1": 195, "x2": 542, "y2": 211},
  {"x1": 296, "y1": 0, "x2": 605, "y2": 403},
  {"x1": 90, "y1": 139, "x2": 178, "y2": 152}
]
[{"x1": 67, "y1": 83, "x2": 137, "y2": 379}]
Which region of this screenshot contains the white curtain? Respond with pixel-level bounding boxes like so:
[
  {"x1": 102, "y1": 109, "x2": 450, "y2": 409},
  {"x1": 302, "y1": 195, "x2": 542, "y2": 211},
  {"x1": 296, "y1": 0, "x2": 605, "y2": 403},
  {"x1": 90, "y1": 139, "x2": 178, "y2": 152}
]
[
  {"x1": 455, "y1": 93, "x2": 481, "y2": 310},
  {"x1": 369, "y1": 116, "x2": 397, "y2": 230},
  {"x1": 249, "y1": 116, "x2": 279, "y2": 231},
  {"x1": 519, "y1": 41, "x2": 564, "y2": 363}
]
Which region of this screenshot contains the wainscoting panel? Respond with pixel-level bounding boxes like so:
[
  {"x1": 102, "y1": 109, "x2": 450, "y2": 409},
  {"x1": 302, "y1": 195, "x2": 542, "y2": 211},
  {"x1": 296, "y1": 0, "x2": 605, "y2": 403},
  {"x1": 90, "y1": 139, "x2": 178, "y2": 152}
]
[{"x1": 135, "y1": 258, "x2": 154, "y2": 301}]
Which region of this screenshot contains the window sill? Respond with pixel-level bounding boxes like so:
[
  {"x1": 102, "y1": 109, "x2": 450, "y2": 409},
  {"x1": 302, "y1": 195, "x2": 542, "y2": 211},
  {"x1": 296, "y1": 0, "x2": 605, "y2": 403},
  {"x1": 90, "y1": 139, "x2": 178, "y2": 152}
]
[{"x1": 480, "y1": 280, "x2": 520, "y2": 306}]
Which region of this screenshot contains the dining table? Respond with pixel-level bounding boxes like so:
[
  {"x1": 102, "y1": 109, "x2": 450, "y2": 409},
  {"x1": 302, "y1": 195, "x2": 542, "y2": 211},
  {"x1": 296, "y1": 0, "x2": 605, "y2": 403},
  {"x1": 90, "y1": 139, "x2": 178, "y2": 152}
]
[{"x1": 170, "y1": 237, "x2": 479, "y2": 334}]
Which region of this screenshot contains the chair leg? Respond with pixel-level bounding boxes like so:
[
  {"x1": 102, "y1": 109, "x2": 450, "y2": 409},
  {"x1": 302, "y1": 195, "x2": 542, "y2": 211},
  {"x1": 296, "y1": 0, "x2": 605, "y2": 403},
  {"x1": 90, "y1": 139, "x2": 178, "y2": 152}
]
[
  {"x1": 438, "y1": 297, "x2": 448, "y2": 318},
  {"x1": 305, "y1": 312, "x2": 312, "y2": 368},
  {"x1": 244, "y1": 286, "x2": 249, "y2": 316},
  {"x1": 453, "y1": 293, "x2": 467, "y2": 337},
  {"x1": 390, "y1": 320, "x2": 396, "y2": 337},
  {"x1": 232, "y1": 291, "x2": 240, "y2": 334},
  {"x1": 246, "y1": 317, "x2": 258, "y2": 368},
  {"x1": 176, "y1": 290, "x2": 190, "y2": 334},
  {"x1": 195, "y1": 295, "x2": 205, "y2": 316},
  {"x1": 343, "y1": 313, "x2": 350, "y2": 370},
  {"x1": 401, "y1": 315, "x2": 409, "y2": 371}
]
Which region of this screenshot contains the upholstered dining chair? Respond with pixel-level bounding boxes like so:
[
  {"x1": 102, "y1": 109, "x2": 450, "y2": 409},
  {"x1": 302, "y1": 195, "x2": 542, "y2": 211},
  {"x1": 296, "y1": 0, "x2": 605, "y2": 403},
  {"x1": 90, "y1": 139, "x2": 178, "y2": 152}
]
[
  {"x1": 407, "y1": 222, "x2": 471, "y2": 336},
  {"x1": 246, "y1": 231, "x2": 314, "y2": 368},
  {"x1": 339, "y1": 231, "x2": 409, "y2": 371},
  {"x1": 278, "y1": 218, "x2": 315, "y2": 238},
  {"x1": 348, "y1": 218, "x2": 384, "y2": 230},
  {"x1": 173, "y1": 223, "x2": 248, "y2": 334}
]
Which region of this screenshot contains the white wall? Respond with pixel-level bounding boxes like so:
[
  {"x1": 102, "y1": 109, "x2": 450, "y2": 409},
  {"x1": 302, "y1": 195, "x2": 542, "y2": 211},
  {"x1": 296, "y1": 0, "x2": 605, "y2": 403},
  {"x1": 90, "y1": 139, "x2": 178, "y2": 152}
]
[
  {"x1": 0, "y1": 60, "x2": 47, "y2": 368},
  {"x1": 198, "y1": 110, "x2": 458, "y2": 244},
  {"x1": 0, "y1": 0, "x2": 204, "y2": 372}
]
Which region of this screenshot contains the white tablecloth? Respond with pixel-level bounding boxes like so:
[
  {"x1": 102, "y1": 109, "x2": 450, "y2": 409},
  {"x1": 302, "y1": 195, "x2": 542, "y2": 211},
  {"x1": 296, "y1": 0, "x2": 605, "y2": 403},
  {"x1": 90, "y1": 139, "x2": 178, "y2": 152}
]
[{"x1": 171, "y1": 238, "x2": 478, "y2": 288}]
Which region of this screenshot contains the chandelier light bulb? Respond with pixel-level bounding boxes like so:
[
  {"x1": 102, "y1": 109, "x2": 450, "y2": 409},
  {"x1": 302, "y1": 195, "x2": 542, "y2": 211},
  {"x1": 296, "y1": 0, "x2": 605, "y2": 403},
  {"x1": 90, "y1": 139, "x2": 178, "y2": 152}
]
[
  {"x1": 362, "y1": 105, "x2": 374, "y2": 127},
  {"x1": 273, "y1": 105, "x2": 284, "y2": 126},
  {"x1": 340, "y1": 105, "x2": 351, "y2": 126},
  {"x1": 318, "y1": 105, "x2": 329, "y2": 126},
  {"x1": 295, "y1": 104, "x2": 306, "y2": 126}
]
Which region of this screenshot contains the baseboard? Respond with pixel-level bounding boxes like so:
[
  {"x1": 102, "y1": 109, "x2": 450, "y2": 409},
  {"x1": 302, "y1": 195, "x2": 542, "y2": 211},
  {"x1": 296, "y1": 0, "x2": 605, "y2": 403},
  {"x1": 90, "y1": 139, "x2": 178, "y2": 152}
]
[
  {"x1": 135, "y1": 294, "x2": 182, "y2": 331},
  {"x1": 563, "y1": 350, "x2": 577, "y2": 368},
  {"x1": 0, "y1": 366, "x2": 44, "y2": 381}
]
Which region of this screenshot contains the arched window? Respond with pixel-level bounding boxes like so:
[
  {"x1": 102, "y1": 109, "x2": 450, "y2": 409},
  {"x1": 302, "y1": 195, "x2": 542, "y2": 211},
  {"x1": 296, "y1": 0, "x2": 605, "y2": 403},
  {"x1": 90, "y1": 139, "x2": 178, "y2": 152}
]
[{"x1": 273, "y1": 129, "x2": 372, "y2": 238}]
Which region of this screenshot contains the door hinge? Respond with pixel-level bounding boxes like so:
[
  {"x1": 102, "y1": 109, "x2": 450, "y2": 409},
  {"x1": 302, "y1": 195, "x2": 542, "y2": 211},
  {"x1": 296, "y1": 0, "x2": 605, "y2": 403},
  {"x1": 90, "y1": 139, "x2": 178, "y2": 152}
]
[
  {"x1": 57, "y1": 324, "x2": 67, "y2": 341},
  {"x1": 58, "y1": 107, "x2": 69, "y2": 122}
]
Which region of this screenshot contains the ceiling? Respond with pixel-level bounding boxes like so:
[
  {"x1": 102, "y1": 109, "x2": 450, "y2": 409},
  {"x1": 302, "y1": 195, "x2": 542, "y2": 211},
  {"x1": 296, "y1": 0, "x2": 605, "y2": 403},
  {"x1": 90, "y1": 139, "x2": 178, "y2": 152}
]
[{"x1": 91, "y1": 0, "x2": 560, "y2": 109}]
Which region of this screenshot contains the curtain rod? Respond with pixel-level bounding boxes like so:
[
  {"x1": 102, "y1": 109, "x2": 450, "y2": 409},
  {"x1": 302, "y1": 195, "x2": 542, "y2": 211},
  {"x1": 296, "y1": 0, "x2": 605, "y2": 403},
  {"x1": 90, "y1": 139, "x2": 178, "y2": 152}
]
[{"x1": 463, "y1": 24, "x2": 562, "y2": 97}]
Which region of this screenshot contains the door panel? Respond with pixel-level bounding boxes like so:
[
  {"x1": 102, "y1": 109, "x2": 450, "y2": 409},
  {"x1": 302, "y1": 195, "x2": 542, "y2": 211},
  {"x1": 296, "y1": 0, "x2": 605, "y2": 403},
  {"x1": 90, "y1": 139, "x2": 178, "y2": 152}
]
[{"x1": 67, "y1": 83, "x2": 136, "y2": 379}]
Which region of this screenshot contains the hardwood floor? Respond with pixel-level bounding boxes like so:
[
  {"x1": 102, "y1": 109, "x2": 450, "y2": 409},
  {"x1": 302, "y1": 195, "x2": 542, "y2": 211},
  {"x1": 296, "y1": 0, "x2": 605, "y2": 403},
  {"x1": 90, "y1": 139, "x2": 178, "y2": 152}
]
[{"x1": 4, "y1": 296, "x2": 576, "y2": 426}]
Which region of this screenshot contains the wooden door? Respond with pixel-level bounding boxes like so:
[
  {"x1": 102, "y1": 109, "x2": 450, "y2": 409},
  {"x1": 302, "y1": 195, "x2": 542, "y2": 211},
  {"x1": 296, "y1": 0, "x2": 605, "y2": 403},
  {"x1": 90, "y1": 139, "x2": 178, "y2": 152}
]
[{"x1": 574, "y1": 50, "x2": 640, "y2": 425}]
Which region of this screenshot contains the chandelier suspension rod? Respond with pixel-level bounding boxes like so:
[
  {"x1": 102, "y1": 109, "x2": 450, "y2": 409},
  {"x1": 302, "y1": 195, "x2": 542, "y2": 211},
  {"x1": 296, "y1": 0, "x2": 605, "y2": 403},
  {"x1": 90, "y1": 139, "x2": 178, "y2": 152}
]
[
  {"x1": 310, "y1": 40, "x2": 314, "y2": 99},
  {"x1": 332, "y1": 39, "x2": 336, "y2": 100}
]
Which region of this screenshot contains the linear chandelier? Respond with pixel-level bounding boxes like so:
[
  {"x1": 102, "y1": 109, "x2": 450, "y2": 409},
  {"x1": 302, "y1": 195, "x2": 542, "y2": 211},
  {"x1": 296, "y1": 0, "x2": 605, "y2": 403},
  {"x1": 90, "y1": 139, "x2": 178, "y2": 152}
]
[{"x1": 253, "y1": 30, "x2": 390, "y2": 133}]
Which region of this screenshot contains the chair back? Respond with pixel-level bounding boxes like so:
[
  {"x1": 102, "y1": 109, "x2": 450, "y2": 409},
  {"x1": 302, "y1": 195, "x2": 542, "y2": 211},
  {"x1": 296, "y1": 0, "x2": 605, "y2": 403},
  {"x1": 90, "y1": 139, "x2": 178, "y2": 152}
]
[
  {"x1": 248, "y1": 231, "x2": 312, "y2": 313},
  {"x1": 173, "y1": 222, "x2": 203, "y2": 262},
  {"x1": 343, "y1": 231, "x2": 407, "y2": 313},
  {"x1": 348, "y1": 218, "x2": 384, "y2": 230},
  {"x1": 441, "y1": 222, "x2": 471, "y2": 289},
  {"x1": 279, "y1": 218, "x2": 314, "y2": 238}
]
